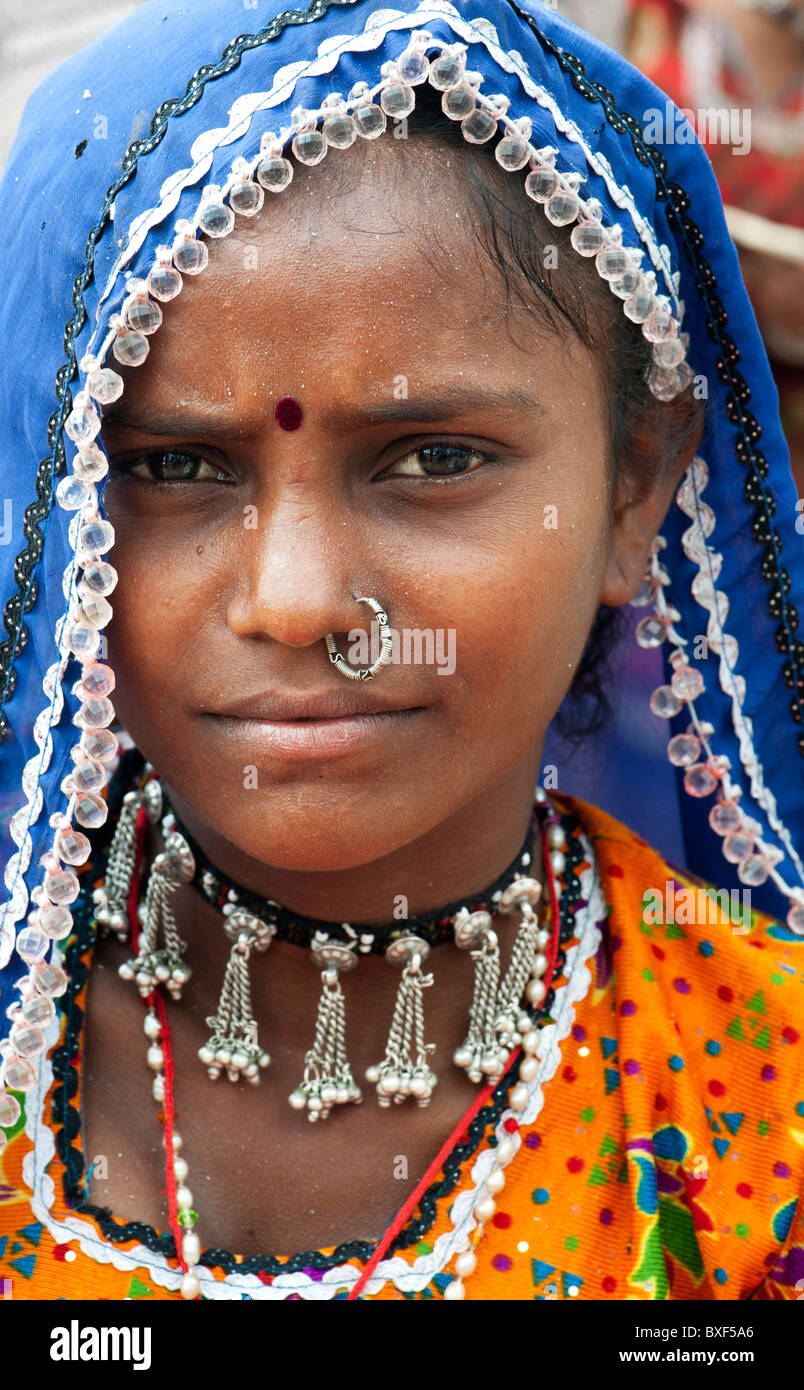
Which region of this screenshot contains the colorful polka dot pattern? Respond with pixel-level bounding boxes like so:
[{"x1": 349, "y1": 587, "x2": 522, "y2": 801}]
[{"x1": 1, "y1": 793, "x2": 802, "y2": 1300}]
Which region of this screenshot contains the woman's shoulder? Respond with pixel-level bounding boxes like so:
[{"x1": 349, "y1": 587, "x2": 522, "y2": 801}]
[
  {"x1": 554, "y1": 787, "x2": 801, "y2": 946},
  {"x1": 554, "y1": 786, "x2": 804, "y2": 1048}
]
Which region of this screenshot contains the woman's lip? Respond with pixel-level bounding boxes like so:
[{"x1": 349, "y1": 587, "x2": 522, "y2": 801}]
[{"x1": 206, "y1": 709, "x2": 425, "y2": 759}]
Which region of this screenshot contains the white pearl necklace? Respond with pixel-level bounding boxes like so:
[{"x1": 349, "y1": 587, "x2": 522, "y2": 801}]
[{"x1": 443, "y1": 1021, "x2": 544, "y2": 1299}]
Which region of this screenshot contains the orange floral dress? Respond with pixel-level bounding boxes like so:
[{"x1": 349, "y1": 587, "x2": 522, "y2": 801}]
[{"x1": 1, "y1": 792, "x2": 803, "y2": 1300}]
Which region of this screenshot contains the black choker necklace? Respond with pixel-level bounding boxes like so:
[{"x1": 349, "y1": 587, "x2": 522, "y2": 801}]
[{"x1": 157, "y1": 781, "x2": 542, "y2": 956}]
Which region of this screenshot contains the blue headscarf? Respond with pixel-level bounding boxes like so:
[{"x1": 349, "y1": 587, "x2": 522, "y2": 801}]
[{"x1": 1, "y1": 0, "x2": 802, "y2": 1056}]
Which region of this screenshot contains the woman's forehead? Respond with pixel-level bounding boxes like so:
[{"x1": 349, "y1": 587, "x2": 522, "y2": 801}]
[{"x1": 106, "y1": 149, "x2": 584, "y2": 412}]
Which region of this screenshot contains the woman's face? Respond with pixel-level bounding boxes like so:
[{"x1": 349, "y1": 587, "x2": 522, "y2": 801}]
[{"x1": 100, "y1": 137, "x2": 666, "y2": 872}]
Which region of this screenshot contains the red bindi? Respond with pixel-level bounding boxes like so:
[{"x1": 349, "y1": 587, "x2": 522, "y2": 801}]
[{"x1": 274, "y1": 395, "x2": 304, "y2": 431}]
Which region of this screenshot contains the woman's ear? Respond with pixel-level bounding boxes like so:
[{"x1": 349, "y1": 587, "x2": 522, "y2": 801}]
[{"x1": 599, "y1": 387, "x2": 705, "y2": 607}]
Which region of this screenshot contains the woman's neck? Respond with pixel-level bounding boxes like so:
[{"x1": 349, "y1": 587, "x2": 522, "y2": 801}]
[{"x1": 160, "y1": 746, "x2": 545, "y2": 927}]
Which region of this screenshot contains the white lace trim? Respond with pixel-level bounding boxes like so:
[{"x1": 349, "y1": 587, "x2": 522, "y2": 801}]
[
  {"x1": 0, "y1": 544, "x2": 82, "y2": 962},
  {"x1": 21, "y1": 829, "x2": 604, "y2": 1301},
  {"x1": 676, "y1": 457, "x2": 804, "y2": 887}
]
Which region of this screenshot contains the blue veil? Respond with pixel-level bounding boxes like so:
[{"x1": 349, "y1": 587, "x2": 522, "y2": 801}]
[{"x1": 1, "y1": 0, "x2": 803, "y2": 1071}]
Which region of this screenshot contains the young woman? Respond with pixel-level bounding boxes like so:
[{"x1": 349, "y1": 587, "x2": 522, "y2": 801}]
[{"x1": 0, "y1": 0, "x2": 802, "y2": 1302}]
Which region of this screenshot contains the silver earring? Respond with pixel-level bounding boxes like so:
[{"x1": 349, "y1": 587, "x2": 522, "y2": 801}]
[{"x1": 325, "y1": 595, "x2": 393, "y2": 680}]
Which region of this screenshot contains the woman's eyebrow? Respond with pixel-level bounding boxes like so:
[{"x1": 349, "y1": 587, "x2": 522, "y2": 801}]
[{"x1": 99, "y1": 384, "x2": 543, "y2": 437}]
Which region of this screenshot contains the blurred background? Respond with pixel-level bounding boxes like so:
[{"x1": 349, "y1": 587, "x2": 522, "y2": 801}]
[
  {"x1": 1, "y1": 0, "x2": 802, "y2": 864},
  {"x1": 0, "y1": 0, "x2": 147, "y2": 168}
]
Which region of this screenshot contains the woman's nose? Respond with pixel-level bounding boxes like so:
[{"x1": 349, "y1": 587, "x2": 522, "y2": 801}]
[{"x1": 225, "y1": 493, "x2": 370, "y2": 649}]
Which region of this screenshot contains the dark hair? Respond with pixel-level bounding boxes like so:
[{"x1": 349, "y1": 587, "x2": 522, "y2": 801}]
[{"x1": 331, "y1": 85, "x2": 704, "y2": 744}]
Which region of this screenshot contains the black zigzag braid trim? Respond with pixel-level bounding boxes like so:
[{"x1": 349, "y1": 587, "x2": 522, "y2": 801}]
[
  {"x1": 0, "y1": 0, "x2": 371, "y2": 741},
  {"x1": 51, "y1": 760, "x2": 587, "y2": 1282},
  {"x1": 506, "y1": 0, "x2": 804, "y2": 754}
]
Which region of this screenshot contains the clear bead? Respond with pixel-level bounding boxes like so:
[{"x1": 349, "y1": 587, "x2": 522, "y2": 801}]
[
  {"x1": 125, "y1": 293, "x2": 163, "y2": 335},
  {"x1": 77, "y1": 593, "x2": 113, "y2": 629},
  {"x1": 709, "y1": 800, "x2": 741, "y2": 835},
  {"x1": 461, "y1": 108, "x2": 498, "y2": 144},
  {"x1": 346, "y1": 98, "x2": 383, "y2": 139},
  {"x1": 396, "y1": 46, "x2": 430, "y2": 85},
  {"x1": 80, "y1": 560, "x2": 118, "y2": 596},
  {"x1": 198, "y1": 188, "x2": 235, "y2": 239},
  {"x1": 635, "y1": 615, "x2": 667, "y2": 648},
  {"x1": 172, "y1": 235, "x2": 209, "y2": 275},
  {"x1": 623, "y1": 288, "x2": 655, "y2": 323},
  {"x1": 78, "y1": 518, "x2": 115, "y2": 556},
  {"x1": 649, "y1": 685, "x2": 682, "y2": 719},
  {"x1": 56, "y1": 476, "x2": 90, "y2": 511},
  {"x1": 35, "y1": 905, "x2": 73, "y2": 941},
  {"x1": 494, "y1": 133, "x2": 531, "y2": 171},
  {"x1": 596, "y1": 247, "x2": 629, "y2": 281},
  {"x1": 570, "y1": 222, "x2": 606, "y2": 256},
  {"x1": 2, "y1": 1056, "x2": 37, "y2": 1091},
  {"x1": 11, "y1": 1024, "x2": 45, "y2": 1059},
  {"x1": 229, "y1": 178, "x2": 265, "y2": 215},
  {"x1": 86, "y1": 367, "x2": 124, "y2": 404},
  {"x1": 379, "y1": 80, "x2": 416, "y2": 120},
  {"x1": 524, "y1": 167, "x2": 557, "y2": 202},
  {"x1": 256, "y1": 154, "x2": 294, "y2": 191},
  {"x1": 667, "y1": 733, "x2": 701, "y2": 767},
  {"x1": 290, "y1": 127, "x2": 327, "y2": 165},
  {"x1": 644, "y1": 305, "x2": 676, "y2": 343},
  {"x1": 65, "y1": 394, "x2": 101, "y2": 444},
  {"x1": 74, "y1": 791, "x2": 108, "y2": 829},
  {"x1": 442, "y1": 85, "x2": 477, "y2": 121},
  {"x1": 31, "y1": 961, "x2": 69, "y2": 997},
  {"x1": 722, "y1": 831, "x2": 755, "y2": 863},
  {"x1": 44, "y1": 867, "x2": 80, "y2": 904},
  {"x1": 56, "y1": 829, "x2": 91, "y2": 865},
  {"x1": 428, "y1": 51, "x2": 465, "y2": 90},
  {"x1": 80, "y1": 728, "x2": 118, "y2": 762},
  {"x1": 610, "y1": 267, "x2": 642, "y2": 299},
  {"x1": 787, "y1": 901, "x2": 804, "y2": 933},
  {"x1": 670, "y1": 666, "x2": 704, "y2": 701},
  {"x1": 22, "y1": 993, "x2": 56, "y2": 1025},
  {"x1": 653, "y1": 337, "x2": 686, "y2": 369},
  {"x1": 648, "y1": 364, "x2": 687, "y2": 402},
  {"x1": 73, "y1": 445, "x2": 108, "y2": 484},
  {"x1": 737, "y1": 853, "x2": 769, "y2": 887},
  {"x1": 683, "y1": 763, "x2": 718, "y2": 797},
  {"x1": 81, "y1": 663, "x2": 115, "y2": 697},
  {"x1": 67, "y1": 625, "x2": 100, "y2": 661},
  {"x1": 630, "y1": 577, "x2": 657, "y2": 607},
  {"x1": 74, "y1": 695, "x2": 115, "y2": 730},
  {"x1": 72, "y1": 759, "x2": 106, "y2": 793},
  {"x1": 112, "y1": 327, "x2": 150, "y2": 366},
  {"x1": 321, "y1": 112, "x2": 357, "y2": 149},
  {"x1": 148, "y1": 262, "x2": 183, "y2": 301},
  {"x1": 17, "y1": 925, "x2": 49, "y2": 962},
  {"x1": 0, "y1": 1092, "x2": 21, "y2": 1126},
  {"x1": 545, "y1": 191, "x2": 580, "y2": 226}
]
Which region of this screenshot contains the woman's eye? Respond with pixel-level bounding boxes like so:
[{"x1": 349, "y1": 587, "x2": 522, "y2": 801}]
[
  {"x1": 383, "y1": 444, "x2": 495, "y2": 479},
  {"x1": 110, "y1": 450, "x2": 230, "y2": 484}
]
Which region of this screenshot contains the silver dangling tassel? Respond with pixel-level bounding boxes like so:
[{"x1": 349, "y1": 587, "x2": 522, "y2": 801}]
[
  {"x1": 199, "y1": 907, "x2": 273, "y2": 1084},
  {"x1": 366, "y1": 935, "x2": 437, "y2": 1107},
  {"x1": 289, "y1": 938, "x2": 362, "y2": 1121},
  {"x1": 118, "y1": 830, "x2": 194, "y2": 1000},
  {"x1": 452, "y1": 875, "x2": 548, "y2": 1088},
  {"x1": 92, "y1": 775, "x2": 163, "y2": 941}
]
